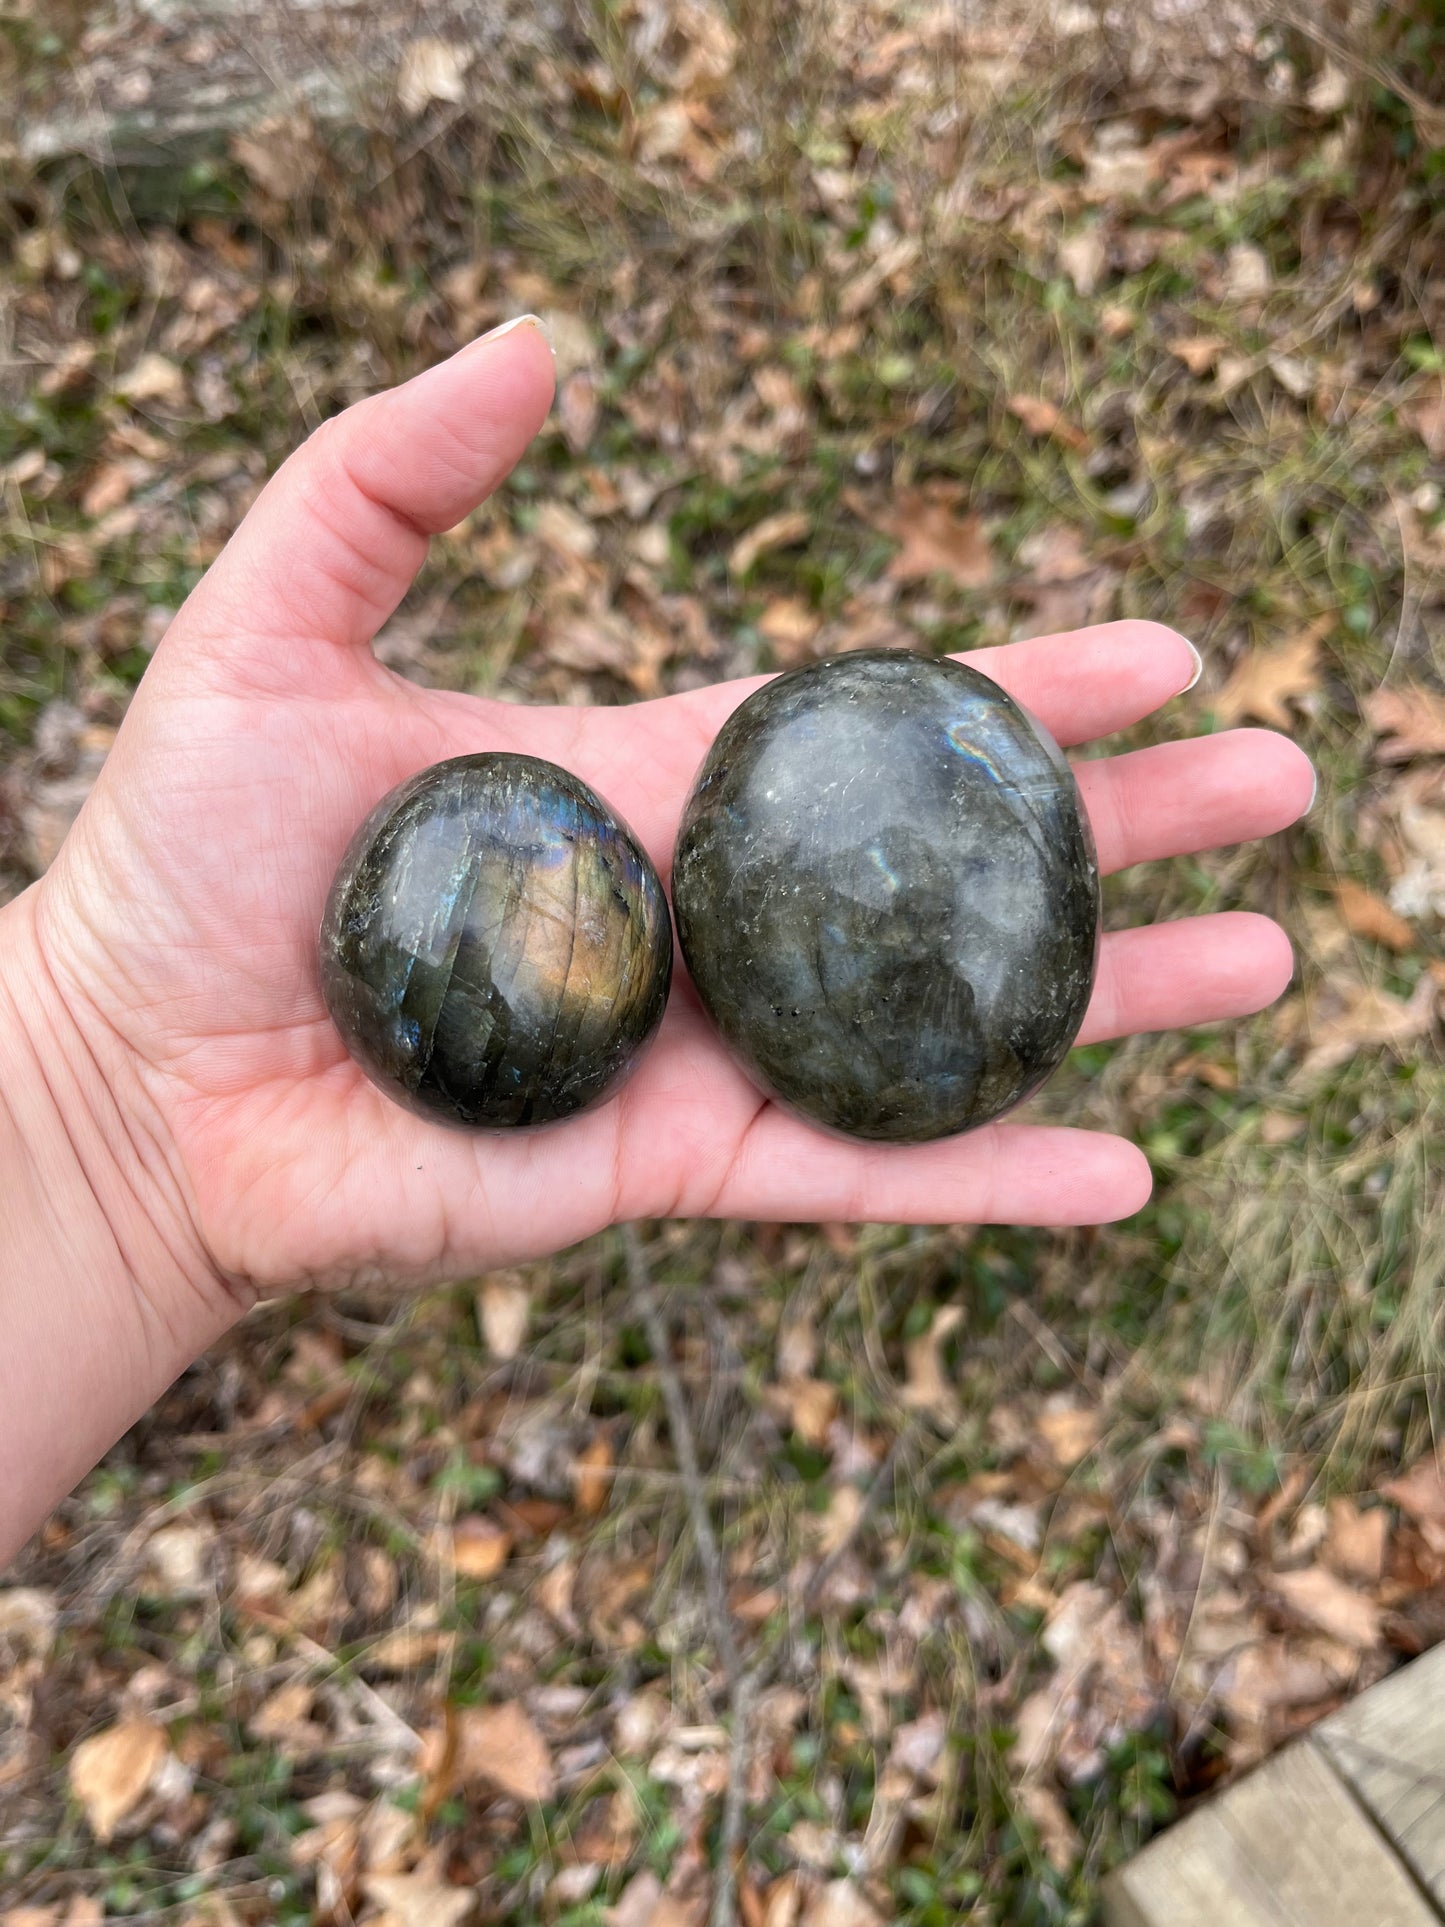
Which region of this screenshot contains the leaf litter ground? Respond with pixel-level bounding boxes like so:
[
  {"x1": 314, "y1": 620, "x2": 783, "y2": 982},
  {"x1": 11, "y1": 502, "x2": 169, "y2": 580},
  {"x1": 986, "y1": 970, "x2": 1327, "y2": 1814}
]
[{"x1": 1, "y1": 0, "x2": 1444, "y2": 1921}]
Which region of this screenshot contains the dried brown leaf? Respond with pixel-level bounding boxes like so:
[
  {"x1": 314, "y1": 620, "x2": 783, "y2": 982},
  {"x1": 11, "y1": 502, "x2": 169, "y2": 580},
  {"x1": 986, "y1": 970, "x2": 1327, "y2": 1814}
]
[
  {"x1": 729, "y1": 509, "x2": 811, "y2": 577},
  {"x1": 0, "y1": 1587, "x2": 58, "y2": 1657},
  {"x1": 888, "y1": 1710, "x2": 946, "y2": 1784},
  {"x1": 760, "y1": 1875, "x2": 803, "y2": 1927},
  {"x1": 368, "y1": 1627, "x2": 456, "y2": 1671},
  {"x1": 1057, "y1": 227, "x2": 1106, "y2": 297},
  {"x1": 397, "y1": 38, "x2": 471, "y2": 115},
  {"x1": 538, "y1": 310, "x2": 598, "y2": 383},
  {"x1": 1381, "y1": 1455, "x2": 1445, "y2": 1531},
  {"x1": 1035, "y1": 1401, "x2": 1101, "y2": 1470},
  {"x1": 1404, "y1": 378, "x2": 1445, "y2": 461},
  {"x1": 1365, "y1": 684, "x2": 1445, "y2": 762},
  {"x1": 364, "y1": 1855, "x2": 478, "y2": 1927},
  {"x1": 1214, "y1": 623, "x2": 1326, "y2": 728},
  {"x1": 477, "y1": 1277, "x2": 529, "y2": 1360},
  {"x1": 768, "y1": 1376, "x2": 838, "y2": 1448},
  {"x1": 1330, "y1": 879, "x2": 1416, "y2": 952},
  {"x1": 559, "y1": 370, "x2": 600, "y2": 455},
  {"x1": 114, "y1": 353, "x2": 185, "y2": 407},
  {"x1": 901, "y1": 1304, "x2": 963, "y2": 1421},
  {"x1": 1221, "y1": 1637, "x2": 1347, "y2": 1726},
  {"x1": 453, "y1": 1701, "x2": 555, "y2": 1803},
  {"x1": 1324, "y1": 1499, "x2": 1389, "y2": 1585},
  {"x1": 1167, "y1": 334, "x2": 1225, "y2": 376},
  {"x1": 758, "y1": 595, "x2": 821, "y2": 665},
  {"x1": 447, "y1": 1516, "x2": 512, "y2": 1580},
  {"x1": 69, "y1": 1717, "x2": 169, "y2": 1842},
  {"x1": 534, "y1": 499, "x2": 598, "y2": 561},
  {"x1": 1269, "y1": 1566, "x2": 1382, "y2": 1650},
  {"x1": 247, "y1": 1681, "x2": 316, "y2": 1743},
  {"x1": 1016, "y1": 522, "x2": 1092, "y2": 584},
  {"x1": 871, "y1": 490, "x2": 993, "y2": 588},
  {"x1": 1224, "y1": 242, "x2": 1271, "y2": 298},
  {"x1": 812, "y1": 1484, "x2": 864, "y2": 1556},
  {"x1": 573, "y1": 1435, "x2": 614, "y2": 1517},
  {"x1": 1016, "y1": 1780, "x2": 1082, "y2": 1873},
  {"x1": 799, "y1": 1881, "x2": 884, "y2": 1927},
  {"x1": 1300, "y1": 973, "x2": 1437, "y2": 1079},
  {"x1": 1007, "y1": 395, "x2": 1089, "y2": 450},
  {"x1": 605, "y1": 1872, "x2": 663, "y2": 1927},
  {"x1": 1083, "y1": 146, "x2": 1156, "y2": 199}
]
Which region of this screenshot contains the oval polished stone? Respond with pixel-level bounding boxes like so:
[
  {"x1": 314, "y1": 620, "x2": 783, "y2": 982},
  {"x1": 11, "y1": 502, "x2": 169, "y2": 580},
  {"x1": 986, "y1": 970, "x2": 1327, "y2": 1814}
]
[
  {"x1": 671, "y1": 651, "x2": 1099, "y2": 1142},
  {"x1": 320, "y1": 753, "x2": 672, "y2": 1129}
]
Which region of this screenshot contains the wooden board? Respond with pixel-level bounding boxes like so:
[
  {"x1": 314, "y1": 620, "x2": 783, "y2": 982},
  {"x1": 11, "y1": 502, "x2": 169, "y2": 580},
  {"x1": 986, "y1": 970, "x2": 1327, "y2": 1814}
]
[
  {"x1": 1317, "y1": 1642, "x2": 1445, "y2": 1909},
  {"x1": 1102, "y1": 1737, "x2": 1441, "y2": 1927}
]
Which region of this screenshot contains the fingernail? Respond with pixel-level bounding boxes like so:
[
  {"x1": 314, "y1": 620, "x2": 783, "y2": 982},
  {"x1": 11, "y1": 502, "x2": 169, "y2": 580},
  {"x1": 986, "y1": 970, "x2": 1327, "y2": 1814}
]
[
  {"x1": 1180, "y1": 638, "x2": 1203, "y2": 691},
  {"x1": 473, "y1": 312, "x2": 553, "y2": 352},
  {"x1": 1307, "y1": 762, "x2": 1318, "y2": 812}
]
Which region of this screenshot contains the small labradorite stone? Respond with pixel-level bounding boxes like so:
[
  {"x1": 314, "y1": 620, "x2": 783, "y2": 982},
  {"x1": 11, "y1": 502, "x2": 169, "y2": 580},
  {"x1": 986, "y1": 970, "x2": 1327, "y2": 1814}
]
[
  {"x1": 671, "y1": 651, "x2": 1099, "y2": 1143},
  {"x1": 320, "y1": 754, "x2": 672, "y2": 1129}
]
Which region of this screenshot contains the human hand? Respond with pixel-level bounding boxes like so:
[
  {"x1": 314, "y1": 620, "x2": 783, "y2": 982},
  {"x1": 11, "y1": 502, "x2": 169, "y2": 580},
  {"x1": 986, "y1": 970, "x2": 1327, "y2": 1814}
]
[{"x1": 8, "y1": 316, "x2": 1315, "y2": 1310}]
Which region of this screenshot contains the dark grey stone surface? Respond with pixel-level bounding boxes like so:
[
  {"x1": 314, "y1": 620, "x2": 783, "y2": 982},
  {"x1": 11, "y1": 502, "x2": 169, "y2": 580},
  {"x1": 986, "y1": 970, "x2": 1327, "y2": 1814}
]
[
  {"x1": 671, "y1": 651, "x2": 1099, "y2": 1142},
  {"x1": 320, "y1": 753, "x2": 672, "y2": 1129}
]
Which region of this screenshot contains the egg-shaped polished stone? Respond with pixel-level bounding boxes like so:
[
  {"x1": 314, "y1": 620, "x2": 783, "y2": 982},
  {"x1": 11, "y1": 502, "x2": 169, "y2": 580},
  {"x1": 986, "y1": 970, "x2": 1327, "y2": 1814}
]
[
  {"x1": 671, "y1": 651, "x2": 1099, "y2": 1143},
  {"x1": 320, "y1": 753, "x2": 672, "y2": 1129}
]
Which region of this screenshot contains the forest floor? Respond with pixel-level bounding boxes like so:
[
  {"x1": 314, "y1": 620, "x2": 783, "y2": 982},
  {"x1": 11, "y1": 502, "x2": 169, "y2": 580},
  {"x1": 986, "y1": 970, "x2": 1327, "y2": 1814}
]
[{"x1": 1, "y1": 1, "x2": 1444, "y2": 1922}]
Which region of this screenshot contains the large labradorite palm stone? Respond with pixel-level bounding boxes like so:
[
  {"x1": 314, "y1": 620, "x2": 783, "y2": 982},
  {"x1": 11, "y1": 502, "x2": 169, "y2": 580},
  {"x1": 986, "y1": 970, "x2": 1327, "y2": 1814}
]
[
  {"x1": 320, "y1": 754, "x2": 672, "y2": 1129},
  {"x1": 671, "y1": 651, "x2": 1099, "y2": 1143}
]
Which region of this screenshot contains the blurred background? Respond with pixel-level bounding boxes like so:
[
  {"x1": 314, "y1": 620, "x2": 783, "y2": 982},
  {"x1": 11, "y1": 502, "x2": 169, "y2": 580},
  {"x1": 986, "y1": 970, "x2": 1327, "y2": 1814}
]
[{"x1": 1, "y1": 1, "x2": 1443, "y2": 1921}]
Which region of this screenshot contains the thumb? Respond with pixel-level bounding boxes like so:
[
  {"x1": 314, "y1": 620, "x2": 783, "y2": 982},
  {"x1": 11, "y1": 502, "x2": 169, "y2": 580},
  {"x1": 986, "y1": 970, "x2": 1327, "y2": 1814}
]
[{"x1": 176, "y1": 315, "x2": 555, "y2": 678}]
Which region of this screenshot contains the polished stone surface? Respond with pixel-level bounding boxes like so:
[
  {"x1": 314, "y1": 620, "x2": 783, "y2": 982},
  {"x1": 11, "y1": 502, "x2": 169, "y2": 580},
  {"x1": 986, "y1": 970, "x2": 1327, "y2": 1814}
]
[
  {"x1": 320, "y1": 754, "x2": 672, "y2": 1128},
  {"x1": 672, "y1": 651, "x2": 1099, "y2": 1142}
]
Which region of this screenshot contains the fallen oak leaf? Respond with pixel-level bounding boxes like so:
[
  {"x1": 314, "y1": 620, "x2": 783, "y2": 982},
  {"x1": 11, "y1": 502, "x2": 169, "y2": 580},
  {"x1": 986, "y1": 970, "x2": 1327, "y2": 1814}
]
[
  {"x1": 477, "y1": 1275, "x2": 529, "y2": 1359},
  {"x1": 451, "y1": 1700, "x2": 556, "y2": 1803},
  {"x1": 1403, "y1": 377, "x2": 1445, "y2": 461},
  {"x1": 881, "y1": 491, "x2": 994, "y2": 588},
  {"x1": 1034, "y1": 1400, "x2": 1101, "y2": 1470},
  {"x1": 1324, "y1": 1498, "x2": 1389, "y2": 1585},
  {"x1": 757, "y1": 594, "x2": 821, "y2": 664},
  {"x1": 572, "y1": 1433, "x2": 614, "y2": 1516},
  {"x1": 68, "y1": 1717, "x2": 169, "y2": 1842},
  {"x1": 1299, "y1": 972, "x2": 1437, "y2": 1079},
  {"x1": 799, "y1": 1881, "x2": 885, "y2": 1927},
  {"x1": 1007, "y1": 394, "x2": 1089, "y2": 450},
  {"x1": 1167, "y1": 334, "x2": 1226, "y2": 376},
  {"x1": 397, "y1": 37, "x2": 471, "y2": 116},
  {"x1": 1016, "y1": 1779, "x2": 1083, "y2": 1874},
  {"x1": 1214, "y1": 618, "x2": 1329, "y2": 728},
  {"x1": 445, "y1": 1515, "x2": 512, "y2": 1579},
  {"x1": 1269, "y1": 1565, "x2": 1382, "y2": 1650},
  {"x1": 113, "y1": 353, "x2": 185, "y2": 407},
  {"x1": 364, "y1": 1852, "x2": 478, "y2": 1927},
  {"x1": 764, "y1": 1375, "x2": 839, "y2": 1447},
  {"x1": 1381, "y1": 1454, "x2": 1445, "y2": 1539},
  {"x1": 1057, "y1": 226, "x2": 1107, "y2": 297},
  {"x1": 1365, "y1": 683, "x2": 1445, "y2": 762},
  {"x1": 1220, "y1": 1637, "x2": 1350, "y2": 1729},
  {"x1": 0, "y1": 1587, "x2": 58, "y2": 1657},
  {"x1": 1329, "y1": 879, "x2": 1416, "y2": 952},
  {"x1": 729, "y1": 508, "x2": 810, "y2": 577},
  {"x1": 901, "y1": 1303, "x2": 964, "y2": 1422}
]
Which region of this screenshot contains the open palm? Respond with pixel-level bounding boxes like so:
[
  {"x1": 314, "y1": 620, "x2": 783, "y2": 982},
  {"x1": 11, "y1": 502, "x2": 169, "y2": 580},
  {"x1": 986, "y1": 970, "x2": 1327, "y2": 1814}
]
[{"x1": 32, "y1": 321, "x2": 1313, "y2": 1299}]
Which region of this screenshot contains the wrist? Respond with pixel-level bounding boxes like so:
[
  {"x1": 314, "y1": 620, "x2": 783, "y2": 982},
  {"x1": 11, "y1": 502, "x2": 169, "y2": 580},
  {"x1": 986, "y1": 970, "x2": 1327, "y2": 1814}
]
[{"x1": 0, "y1": 884, "x2": 242, "y2": 1565}]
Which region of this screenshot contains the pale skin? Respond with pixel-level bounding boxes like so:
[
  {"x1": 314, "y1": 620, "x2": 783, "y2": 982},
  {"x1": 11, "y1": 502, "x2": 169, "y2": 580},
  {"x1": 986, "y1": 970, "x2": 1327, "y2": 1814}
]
[{"x1": 0, "y1": 317, "x2": 1316, "y2": 1565}]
